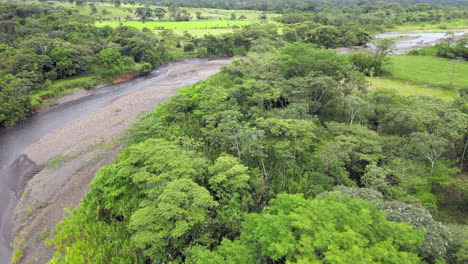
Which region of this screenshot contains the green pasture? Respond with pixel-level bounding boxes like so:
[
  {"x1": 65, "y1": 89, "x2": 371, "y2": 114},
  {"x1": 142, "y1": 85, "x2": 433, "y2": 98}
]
[
  {"x1": 45, "y1": 1, "x2": 277, "y2": 22},
  {"x1": 95, "y1": 20, "x2": 281, "y2": 36},
  {"x1": 370, "y1": 55, "x2": 467, "y2": 101},
  {"x1": 95, "y1": 20, "x2": 262, "y2": 30}
]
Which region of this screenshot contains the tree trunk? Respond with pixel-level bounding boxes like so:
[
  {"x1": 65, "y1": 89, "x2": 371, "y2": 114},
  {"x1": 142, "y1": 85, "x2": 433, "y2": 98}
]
[{"x1": 460, "y1": 136, "x2": 468, "y2": 171}]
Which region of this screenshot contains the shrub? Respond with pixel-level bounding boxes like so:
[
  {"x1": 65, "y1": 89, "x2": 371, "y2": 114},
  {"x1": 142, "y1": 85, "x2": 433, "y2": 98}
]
[
  {"x1": 348, "y1": 52, "x2": 385, "y2": 76},
  {"x1": 184, "y1": 43, "x2": 195, "y2": 52}
]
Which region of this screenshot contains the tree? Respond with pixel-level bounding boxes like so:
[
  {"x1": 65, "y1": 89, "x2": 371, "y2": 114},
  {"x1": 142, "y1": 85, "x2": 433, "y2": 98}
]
[
  {"x1": 208, "y1": 155, "x2": 251, "y2": 203},
  {"x1": 96, "y1": 48, "x2": 125, "y2": 79},
  {"x1": 193, "y1": 193, "x2": 424, "y2": 263},
  {"x1": 284, "y1": 73, "x2": 343, "y2": 114},
  {"x1": 113, "y1": 0, "x2": 121, "y2": 8},
  {"x1": 0, "y1": 21, "x2": 16, "y2": 45},
  {"x1": 373, "y1": 38, "x2": 395, "y2": 55},
  {"x1": 410, "y1": 132, "x2": 449, "y2": 169},
  {"x1": 325, "y1": 122, "x2": 383, "y2": 180},
  {"x1": 175, "y1": 10, "x2": 191, "y2": 21},
  {"x1": 342, "y1": 95, "x2": 373, "y2": 125},
  {"x1": 306, "y1": 25, "x2": 341, "y2": 48},
  {"x1": 154, "y1": 8, "x2": 167, "y2": 21},
  {"x1": 89, "y1": 3, "x2": 97, "y2": 14},
  {"x1": 75, "y1": 0, "x2": 85, "y2": 7},
  {"x1": 196, "y1": 11, "x2": 203, "y2": 20},
  {"x1": 168, "y1": 4, "x2": 179, "y2": 18},
  {"x1": 0, "y1": 74, "x2": 31, "y2": 127},
  {"x1": 239, "y1": 15, "x2": 246, "y2": 20},
  {"x1": 336, "y1": 186, "x2": 452, "y2": 262},
  {"x1": 130, "y1": 179, "x2": 217, "y2": 262},
  {"x1": 134, "y1": 7, "x2": 152, "y2": 22},
  {"x1": 230, "y1": 13, "x2": 236, "y2": 20},
  {"x1": 283, "y1": 27, "x2": 298, "y2": 42},
  {"x1": 362, "y1": 163, "x2": 390, "y2": 195},
  {"x1": 50, "y1": 46, "x2": 74, "y2": 79},
  {"x1": 184, "y1": 43, "x2": 195, "y2": 52}
]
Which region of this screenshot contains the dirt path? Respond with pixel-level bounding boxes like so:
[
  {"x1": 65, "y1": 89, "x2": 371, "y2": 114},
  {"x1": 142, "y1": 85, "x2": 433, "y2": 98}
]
[{"x1": 8, "y1": 58, "x2": 231, "y2": 264}]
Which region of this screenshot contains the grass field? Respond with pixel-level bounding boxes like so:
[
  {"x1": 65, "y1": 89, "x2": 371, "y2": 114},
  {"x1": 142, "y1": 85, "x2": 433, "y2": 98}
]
[
  {"x1": 370, "y1": 55, "x2": 467, "y2": 101},
  {"x1": 43, "y1": 1, "x2": 279, "y2": 36},
  {"x1": 95, "y1": 20, "x2": 280, "y2": 36},
  {"x1": 45, "y1": 2, "x2": 277, "y2": 21}
]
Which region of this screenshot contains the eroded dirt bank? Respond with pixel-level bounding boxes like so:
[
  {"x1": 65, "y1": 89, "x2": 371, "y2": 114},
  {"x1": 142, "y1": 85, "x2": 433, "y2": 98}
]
[{"x1": 3, "y1": 58, "x2": 231, "y2": 264}]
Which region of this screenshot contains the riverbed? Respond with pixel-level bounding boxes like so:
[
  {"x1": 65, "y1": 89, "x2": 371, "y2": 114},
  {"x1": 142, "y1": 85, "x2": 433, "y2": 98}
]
[
  {"x1": 0, "y1": 58, "x2": 231, "y2": 263},
  {"x1": 337, "y1": 30, "x2": 467, "y2": 54}
]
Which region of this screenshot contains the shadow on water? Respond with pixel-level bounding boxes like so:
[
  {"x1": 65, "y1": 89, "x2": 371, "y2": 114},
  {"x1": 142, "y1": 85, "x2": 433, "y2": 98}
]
[{"x1": 0, "y1": 58, "x2": 217, "y2": 263}]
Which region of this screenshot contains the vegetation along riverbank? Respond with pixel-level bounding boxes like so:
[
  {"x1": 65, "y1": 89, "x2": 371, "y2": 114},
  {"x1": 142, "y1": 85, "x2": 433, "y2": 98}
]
[{"x1": 0, "y1": 0, "x2": 467, "y2": 264}]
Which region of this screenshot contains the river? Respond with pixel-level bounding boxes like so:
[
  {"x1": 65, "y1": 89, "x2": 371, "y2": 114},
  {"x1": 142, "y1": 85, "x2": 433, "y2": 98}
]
[
  {"x1": 337, "y1": 30, "x2": 467, "y2": 54},
  {"x1": 0, "y1": 58, "x2": 230, "y2": 263}
]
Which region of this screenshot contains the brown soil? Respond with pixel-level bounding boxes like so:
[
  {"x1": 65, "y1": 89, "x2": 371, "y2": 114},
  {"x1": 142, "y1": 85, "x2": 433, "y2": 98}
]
[{"x1": 112, "y1": 72, "x2": 134, "y2": 84}]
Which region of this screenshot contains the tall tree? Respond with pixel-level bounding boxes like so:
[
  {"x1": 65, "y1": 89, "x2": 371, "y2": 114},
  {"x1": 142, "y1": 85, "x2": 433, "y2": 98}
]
[
  {"x1": 154, "y1": 8, "x2": 167, "y2": 21},
  {"x1": 134, "y1": 7, "x2": 153, "y2": 22},
  {"x1": 130, "y1": 179, "x2": 217, "y2": 262}
]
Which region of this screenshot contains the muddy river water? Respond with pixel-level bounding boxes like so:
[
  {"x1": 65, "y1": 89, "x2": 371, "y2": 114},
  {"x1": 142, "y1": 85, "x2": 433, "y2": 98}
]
[{"x1": 0, "y1": 58, "x2": 230, "y2": 263}]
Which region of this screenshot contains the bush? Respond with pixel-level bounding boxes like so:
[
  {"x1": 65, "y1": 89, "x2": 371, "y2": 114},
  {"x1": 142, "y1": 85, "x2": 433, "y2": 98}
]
[
  {"x1": 184, "y1": 43, "x2": 195, "y2": 52},
  {"x1": 140, "y1": 62, "x2": 153, "y2": 75},
  {"x1": 348, "y1": 52, "x2": 385, "y2": 76},
  {"x1": 407, "y1": 46, "x2": 438, "y2": 56}
]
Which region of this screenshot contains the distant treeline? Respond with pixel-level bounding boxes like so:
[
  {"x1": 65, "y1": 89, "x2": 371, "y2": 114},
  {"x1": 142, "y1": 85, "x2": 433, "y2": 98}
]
[{"x1": 152, "y1": 0, "x2": 468, "y2": 31}]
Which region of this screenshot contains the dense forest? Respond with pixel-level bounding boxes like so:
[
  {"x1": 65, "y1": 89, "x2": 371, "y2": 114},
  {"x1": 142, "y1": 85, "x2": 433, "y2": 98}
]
[
  {"x1": 1, "y1": 0, "x2": 468, "y2": 127},
  {"x1": 49, "y1": 43, "x2": 467, "y2": 264},
  {"x1": 1, "y1": 0, "x2": 467, "y2": 264}
]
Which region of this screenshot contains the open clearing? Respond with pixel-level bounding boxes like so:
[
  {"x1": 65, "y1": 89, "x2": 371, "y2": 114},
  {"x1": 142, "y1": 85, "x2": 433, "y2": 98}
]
[
  {"x1": 45, "y1": 1, "x2": 280, "y2": 36},
  {"x1": 370, "y1": 55, "x2": 467, "y2": 100},
  {"x1": 95, "y1": 20, "x2": 281, "y2": 36},
  {"x1": 48, "y1": 2, "x2": 278, "y2": 21}
]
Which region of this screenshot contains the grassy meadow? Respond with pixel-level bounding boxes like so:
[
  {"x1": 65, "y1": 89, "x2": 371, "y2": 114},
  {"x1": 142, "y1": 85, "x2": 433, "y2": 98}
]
[
  {"x1": 95, "y1": 20, "x2": 281, "y2": 36},
  {"x1": 44, "y1": 1, "x2": 279, "y2": 36},
  {"x1": 370, "y1": 55, "x2": 467, "y2": 101}
]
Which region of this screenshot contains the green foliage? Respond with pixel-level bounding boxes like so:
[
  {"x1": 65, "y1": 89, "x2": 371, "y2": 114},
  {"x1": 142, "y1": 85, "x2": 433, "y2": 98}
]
[
  {"x1": 11, "y1": 250, "x2": 23, "y2": 263},
  {"x1": 336, "y1": 186, "x2": 453, "y2": 262},
  {"x1": 409, "y1": 36, "x2": 468, "y2": 60},
  {"x1": 0, "y1": 74, "x2": 31, "y2": 127},
  {"x1": 49, "y1": 42, "x2": 466, "y2": 264},
  {"x1": 96, "y1": 48, "x2": 126, "y2": 79},
  {"x1": 446, "y1": 225, "x2": 468, "y2": 264},
  {"x1": 349, "y1": 52, "x2": 386, "y2": 76},
  {"x1": 130, "y1": 179, "x2": 217, "y2": 262},
  {"x1": 193, "y1": 193, "x2": 424, "y2": 263},
  {"x1": 47, "y1": 154, "x2": 68, "y2": 169}
]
